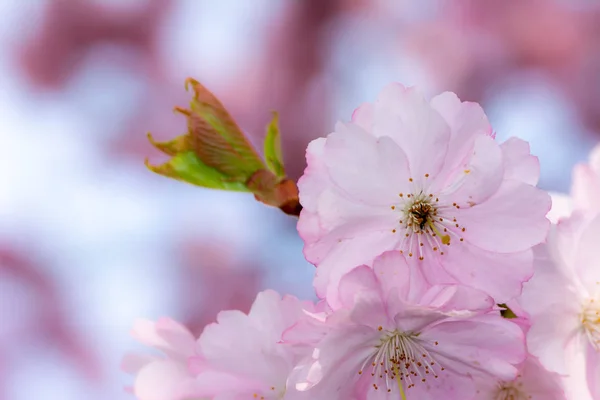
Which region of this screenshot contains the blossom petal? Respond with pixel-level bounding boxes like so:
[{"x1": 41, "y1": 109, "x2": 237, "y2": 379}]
[
  {"x1": 121, "y1": 353, "x2": 156, "y2": 374},
  {"x1": 312, "y1": 231, "x2": 400, "y2": 305},
  {"x1": 572, "y1": 164, "x2": 600, "y2": 213},
  {"x1": 324, "y1": 122, "x2": 411, "y2": 206},
  {"x1": 373, "y1": 83, "x2": 450, "y2": 178},
  {"x1": 134, "y1": 360, "x2": 191, "y2": 400},
  {"x1": 501, "y1": 137, "x2": 540, "y2": 185},
  {"x1": 298, "y1": 138, "x2": 327, "y2": 212},
  {"x1": 547, "y1": 192, "x2": 572, "y2": 224},
  {"x1": 527, "y1": 308, "x2": 581, "y2": 375},
  {"x1": 520, "y1": 244, "x2": 578, "y2": 317},
  {"x1": 443, "y1": 134, "x2": 504, "y2": 205},
  {"x1": 294, "y1": 326, "x2": 379, "y2": 398},
  {"x1": 155, "y1": 317, "x2": 196, "y2": 358},
  {"x1": 430, "y1": 91, "x2": 492, "y2": 173},
  {"x1": 419, "y1": 284, "x2": 494, "y2": 312},
  {"x1": 421, "y1": 315, "x2": 526, "y2": 381},
  {"x1": 455, "y1": 179, "x2": 551, "y2": 253},
  {"x1": 405, "y1": 372, "x2": 475, "y2": 400},
  {"x1": 131, "y1": 318, "x2": 193, "y2": 360},
  {"x1": 586, "y1": 341, "x2": 600, "y2": 399},
  {"x1": 351, "y1": 102, "x2": 374, "y2": 132},
  {"x1": 442, "y1": 244, "x2": 533, "y2": 302},
  {"x1": 574, "y1": 215, "x2": 600, "y2": 291},
  {"x1": 373, "y1": 251, "x2": 430, "y2": 304}
]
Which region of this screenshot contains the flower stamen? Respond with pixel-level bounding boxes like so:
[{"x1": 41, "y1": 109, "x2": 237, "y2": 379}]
[
  {"x1": 392, "y1": 185, "x2": 467, "y2": 259},
  {"x1": 581, "y1": 297, "x2": 600, "y2": 350},
  {"x1": 360, "y1": 330, "x2": 443, "y2": 394}
]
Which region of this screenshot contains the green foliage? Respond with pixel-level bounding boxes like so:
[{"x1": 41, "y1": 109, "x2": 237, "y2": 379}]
[{"x1": 263, "y1": 112, "x2": 285, "y2": 178}]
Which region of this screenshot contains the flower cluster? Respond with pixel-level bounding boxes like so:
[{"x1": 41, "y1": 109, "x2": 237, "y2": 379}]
[{"x1": 126, "y1": 83, "x2": 600, "y2": 399}]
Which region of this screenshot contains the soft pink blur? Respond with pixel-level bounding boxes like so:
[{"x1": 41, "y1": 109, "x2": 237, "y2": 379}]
[{"x1": 2, "y1": 1, "x2": 600, "y2": 399}]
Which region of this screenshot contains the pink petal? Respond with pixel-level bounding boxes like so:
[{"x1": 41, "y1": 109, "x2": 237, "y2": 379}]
[
  {"x1": 297, "y1": 138, "x2": 327, "y2": 212},
  {"x1": 134, "y1": 360, "x2": 190, "y2": 400},
  {"x1": 296, "y1": 209, "x2": 325, "y2": 244},
  {"x1": 526, "y1": 308, "x2": 580, "y2": 375},
  {"x1": 392, "y1": 306, "x2": 449, "y2": 334},
  {"x1": 586, "y1": 341, "x2": 600, "y2": 399},
  {"x1": 547, "y1": 192, "x2": 572, "y2": 224},
  {"x1": 442, "y1": 244, "x2": 533, "y2": 302},
  {"x1": 197, "y1": 293, "x2": 293, "y2": 387},
  {"x1": 324, "y1": 122, "x2": 411, "y2": 206},
  {"x1": 430, "y1": 91, "x2": 492, "y2": 174},
  {"x1": 501, "y1": 137, "x2": 540, "y2": 185},
  {"x1": 373, "y1": 83, "x2": 451, "y2": 178},
  {"x1": 372, "y1": 251, "x2": 427, "y2": 303},
  {"x1": 518, "y1": 356, "x2": 567, "y2": 400},
  {"x1": 351, "y1": 102, "x2": 374, "y2": 132},
  {"x1": 455, "y1": 179, "x2": 551, "y2": 253},
  {"x1": 337, "y1": 266, "x2": 381, "y2": 309},
  {"x1": 574, "y1": 215, "x2": 600, "y2": 291},
  {"x1": 131, "y1": 318, "x2": 192, "y2": 360},
  {"x1": 421, "y1": 315, "x2": 526, "y2": 381},
  {"x1": 520, "y1": 244, "x2": 579, "y2": 317},
  {"x1": 179, "y1": 370, "x2": 264, "y2": 399},
  {"x1": 301, "y1": 189, "x2": 396, "y2": 266},
  {"x1": 312, "y1": 231, "x2": 400, "y2": 305},
  {"x1": 404, "y1": 371, "x2": 475, "y2": 400},
  {"x1": 121, "y1": 353, "x2": 156, "y2": 374},
  {"x1": 443, "y1": 134, "x2": 504, "y2": 205},
  {"x1": 309, "y1": 326, "x2": 381, "y2": 397},
  {"x1": 155, "y1": 317, "x2": 196, "y2": 358},
  {"x1": 419, "y1": 284, "x2": 494, "y2": 312},
  {"x1": 571, "y1": 164, "x2": 600, "y2": 213}
]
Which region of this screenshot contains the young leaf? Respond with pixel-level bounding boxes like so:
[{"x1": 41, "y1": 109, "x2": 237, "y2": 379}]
[
  {"x1": 263, "y1": 112, "x2": 285, "y2": 177},
  {"x1": 147, "y1": 132, "x2": 191, "y2": 156},
  {"x1": 145, "y1": 151, "x2": 249, "y2": 192},
  {"x1": 183, "y1": 78, "x2": 266, "y2": 180}
]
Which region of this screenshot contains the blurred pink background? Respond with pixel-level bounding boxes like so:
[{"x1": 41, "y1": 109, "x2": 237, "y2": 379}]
[{"x1": 1, "y1": 1, "x2": 599, "y2": 399}]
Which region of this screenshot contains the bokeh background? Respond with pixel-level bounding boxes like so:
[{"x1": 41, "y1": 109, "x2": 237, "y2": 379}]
[{"x1": 1, "y1": 1, "x2": 599, "y2": 399}]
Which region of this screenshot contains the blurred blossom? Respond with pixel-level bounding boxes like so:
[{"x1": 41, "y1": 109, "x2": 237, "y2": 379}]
[{"x1": 1, "y1": 0, "x2": 599, "y2": 399}]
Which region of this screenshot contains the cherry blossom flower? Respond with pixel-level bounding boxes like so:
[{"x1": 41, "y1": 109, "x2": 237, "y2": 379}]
[
  {"x1": 182, "y1": 289, "x2": 315, "y2": 400},
  {"x1": 287, "y1": 251, "x2": 526, "y2": 399},
  {"x1": 519, "y1": 214, "x2": 600, "y2": 399},
  {"x1": 571, "y1": 144, "x2": 600, "y2": 215},
  {"x1": 547, "y1": 192, "x2": 573, "y2": 224},
  {"x1": 298, "y1": 83, "x2": 550, "y2": 305},
  {"x1": 122, "y1": 318, "x2": 201, "y2": 400},
  {"x1": 474, "y1": 355, "x2": 565, "y2": 400}
]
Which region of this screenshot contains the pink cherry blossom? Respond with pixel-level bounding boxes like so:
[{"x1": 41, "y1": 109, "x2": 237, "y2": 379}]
[
  {"x1": 571, "y1": 144, "x2": 600, "y2": 215},
  {"x1": 474, "y1": 355, "x2": 565, "y2": 400},
  {"x1": 298, "y1": 83, "x2": 550, "y2": 305},
  {"x1": 519, "y1": 213, "x2": 600, "y2": 399},
  {"x1": 182, "y1": 289, "x2": 314, "y2": 400},
  {"x1": 547, "y1": 192, "x2": 573, "y2": 224},
  {"x1": 122, "y1": 318, "x2": 201, "y2": 400},
  {"x1": 287, "y1": 251, "x2": 526, "y2": 399}
]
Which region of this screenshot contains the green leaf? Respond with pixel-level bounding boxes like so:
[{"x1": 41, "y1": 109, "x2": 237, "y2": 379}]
[
  {"x1": 145, "y1": 151, "x2": 249, "y2": 192},
  {"x1": 147, "y1": 132, "x2": 191, "y2": 156},
  {"x1": 263, "y1": 112, "x2": 285, "y2": 177},
  {"x1": 184, "y1": 78, "x2": 266, "y2": 179},
  {"x1": 498, "y1": 303, "x2": 517, "y2": 319}
]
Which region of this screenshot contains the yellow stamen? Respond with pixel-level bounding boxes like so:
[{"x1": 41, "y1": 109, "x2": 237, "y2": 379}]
[
  {"x1": 427, "y1": 220, "x2": 451, "y2": 245},
  {"x1": 394, "y1": 365, "x2": 407, "y2": 400}
]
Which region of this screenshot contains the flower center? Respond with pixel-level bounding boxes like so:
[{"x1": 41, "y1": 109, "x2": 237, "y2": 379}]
[
  {"x1": 581, "y1": 298, "x2": 600, "y2": 350},
  {"x1": 494, "y1": 383, "x2": 530, "y2": 400},
  {"x1": 358, "y1": 329, "x2": 444, "y2": 394},
  {"x1": 390, "y1": 177, "x2": 467, "y2": 260}
]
